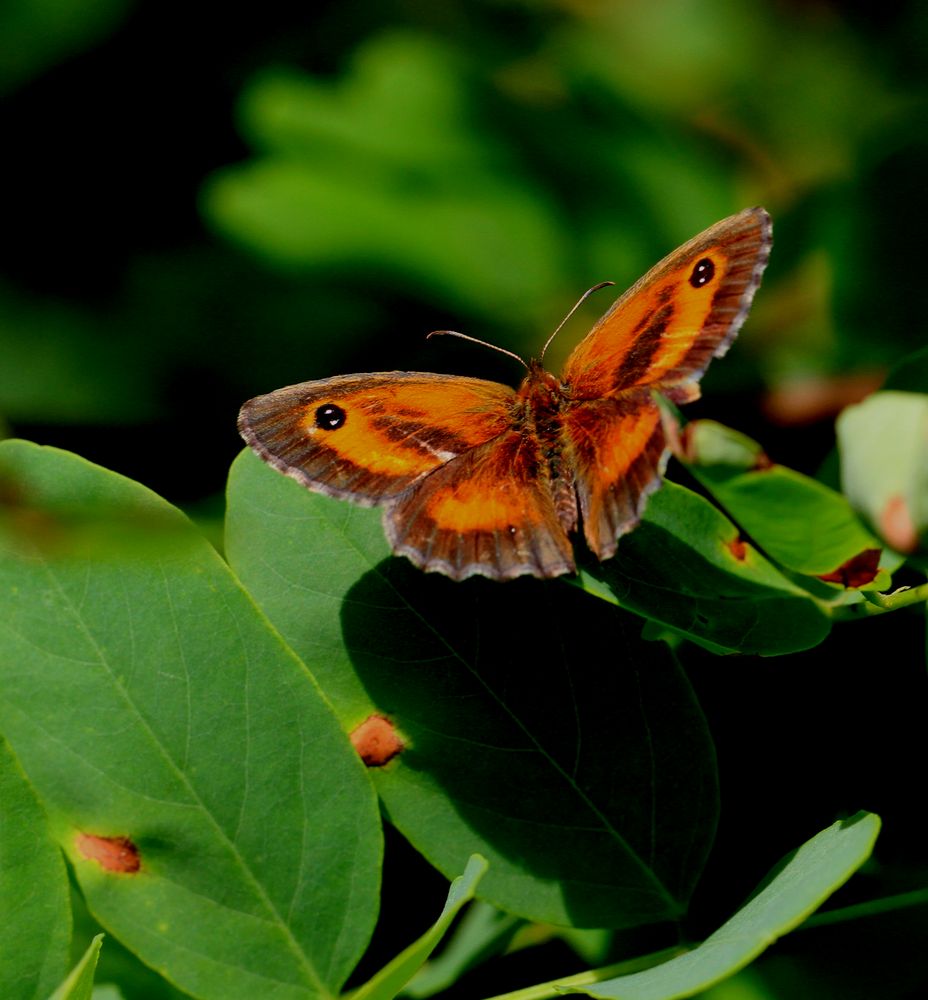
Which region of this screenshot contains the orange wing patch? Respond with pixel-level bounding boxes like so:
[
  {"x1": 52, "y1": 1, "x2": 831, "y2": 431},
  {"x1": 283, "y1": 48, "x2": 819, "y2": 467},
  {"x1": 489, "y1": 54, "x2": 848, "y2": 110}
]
[
  {"x1": 240, "y1": 373, "x2": 514, "y2": 504},
  {"x1": 562, "y1": 208, "x2": 771, "y2": 399},
  {"x1": 386, "y1": 431, "x2": 575, "y2": 580},
  {"x1": 564, "y1": 393, "x2": 666, "y2": 559}
]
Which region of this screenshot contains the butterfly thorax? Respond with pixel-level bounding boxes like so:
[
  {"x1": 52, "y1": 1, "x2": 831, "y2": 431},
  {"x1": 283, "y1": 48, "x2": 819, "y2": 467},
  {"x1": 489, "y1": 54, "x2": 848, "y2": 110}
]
[{"x1": 514, "y1": 361, "x2": 579, "y2": 535}]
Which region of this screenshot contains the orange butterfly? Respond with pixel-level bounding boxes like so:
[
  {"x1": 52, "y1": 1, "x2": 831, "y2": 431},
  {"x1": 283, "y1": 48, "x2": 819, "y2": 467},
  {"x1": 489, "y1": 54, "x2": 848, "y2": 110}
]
[{"x1": 239, "y1": 208, "x2": 772, "y2": 581}]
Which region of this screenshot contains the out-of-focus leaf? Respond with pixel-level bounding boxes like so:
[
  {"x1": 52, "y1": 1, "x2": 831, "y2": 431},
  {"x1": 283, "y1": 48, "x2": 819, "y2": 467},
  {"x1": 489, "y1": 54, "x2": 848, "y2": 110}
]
[
  {"x1": 0, "y1": 0, "x2": 131, "y2": 93},
  {"x1": 0, "y1": 737, "x2": 70, "y2": 1000},
  {"x1": 884, "y1": 346, "x2": 928, "y2": 394},
  {"x1": 238, "y1": 41, "x2": 483, "y2": 168},
  {"x1": 226, "y1": 450, "x2": 720, "y2": 929},
  {"x1": 0, "y1": 440, "x2": 382, "y2": 1000},
  {"x1": 0, "y1": 286, "x2": 155, "y2": 423},
  {"x1": 838, "y1": 391, "x2": 928, "y2": 554},
  {"x1": 561, "y1": 812, "x2": 881, "y2": 999},
  {"x1": 566, "y1": 1, "x2": 902, "y2": 187},
  {"x1": 203, "y1": 34, "x2": 570, "y2": 325}
]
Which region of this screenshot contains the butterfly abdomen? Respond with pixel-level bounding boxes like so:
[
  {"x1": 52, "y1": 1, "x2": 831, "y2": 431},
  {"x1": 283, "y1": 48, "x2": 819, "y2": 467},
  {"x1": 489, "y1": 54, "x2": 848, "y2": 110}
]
[{"x1": 520, "y1": 365, "x2": 579, "y2": 537}]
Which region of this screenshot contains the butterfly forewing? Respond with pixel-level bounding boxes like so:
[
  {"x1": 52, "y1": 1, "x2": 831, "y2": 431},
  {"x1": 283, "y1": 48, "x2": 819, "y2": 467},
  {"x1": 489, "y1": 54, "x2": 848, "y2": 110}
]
[
  {"x1": 239, "y1": 373, "x2": 515, "y2": 504},
  {"x1": 561, "y1": 208, "x2": 772, "y2": 400},
  {"x1": 556, "y1": 208, "x2": 771, "y2": 559}
]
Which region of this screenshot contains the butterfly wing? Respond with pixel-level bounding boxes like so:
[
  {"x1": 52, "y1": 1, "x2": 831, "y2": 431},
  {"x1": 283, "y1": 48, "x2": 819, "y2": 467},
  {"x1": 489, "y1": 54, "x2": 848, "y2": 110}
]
[
  {"x1": 560, "y1": 208, "x2": 772, "y2": 559},
  {"x1": 386, "y1": 429, "x2": 575, "y2": 580},
  {"x1": 239, "y1": 372, "x2": 516, "y2": 502},
  {"x1": 239, "y1": 371, "x2": 574, "y2": 579},
  {"x1": 562, "y1": 207, "x2": 771, "y2": 399}
]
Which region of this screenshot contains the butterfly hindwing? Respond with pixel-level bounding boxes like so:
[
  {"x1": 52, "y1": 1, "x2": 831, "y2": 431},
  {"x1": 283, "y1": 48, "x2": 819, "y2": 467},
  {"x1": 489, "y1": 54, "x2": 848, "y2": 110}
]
[
  {"x1": 385, "y1": 429, "x2": 576, "y2": 580},
  {"x1": 560, "y1": 390, "x2": 668, "y2": 560}
]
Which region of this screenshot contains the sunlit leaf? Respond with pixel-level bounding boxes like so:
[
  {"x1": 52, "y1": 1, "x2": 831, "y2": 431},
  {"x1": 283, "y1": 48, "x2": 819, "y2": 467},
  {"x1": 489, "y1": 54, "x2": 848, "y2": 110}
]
[
  {"x1": 0, "y1": 737, "x2": 70, "y2": 1000},
  {"x1": 562, "y1": 812, "x2": 880, "y2": 999},
  {"x1": 0, "y1": 440, "x2": 382, "y2": 1000}
]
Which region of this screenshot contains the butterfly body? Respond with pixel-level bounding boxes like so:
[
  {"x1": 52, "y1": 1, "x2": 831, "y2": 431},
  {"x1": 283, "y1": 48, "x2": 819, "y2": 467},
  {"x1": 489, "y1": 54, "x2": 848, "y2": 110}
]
[{"x1": 240, "y1": 208, "x2": 772, "y2": 581}]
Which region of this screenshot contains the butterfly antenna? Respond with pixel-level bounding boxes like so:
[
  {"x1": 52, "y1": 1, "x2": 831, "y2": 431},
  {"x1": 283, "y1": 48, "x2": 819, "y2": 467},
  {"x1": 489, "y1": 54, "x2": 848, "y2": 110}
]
[
  {"x1": 427, "y1": 329, "x2": 529, "y2": 370},
  {"x1": 539, "y1": 281, "x2": 615, "y2": 361}
]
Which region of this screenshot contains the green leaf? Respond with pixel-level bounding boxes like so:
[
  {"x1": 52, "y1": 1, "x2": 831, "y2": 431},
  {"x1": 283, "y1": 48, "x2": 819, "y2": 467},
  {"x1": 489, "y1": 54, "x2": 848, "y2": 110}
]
[
  {"x1": 577, "y1": 482, "x2": 832, "y2": 655},
  {"x1": 682, "y1": 420, "x2": 887, "y2": 587},
  {"x1": 0, "y1": 0, "x2": 130, "y2": 94},
  {"x1": 90, "y1": 987, "x2": 125, "y2": 1000},
  {"x1": 838, "y1": 391, "x2": 928, "y2": 554},
  {"x1": 0, "y1": 440, "x2": 382, "y2": 1000},
  {"x1": 48, "y1": 935, "x2": 104, "y2": 1000},
  {"x1": 0, "y1": 284, "x2": 156, "y2": 423},
  {"x1": 884, "y1": 345, "x2": 928, "y2": 393},
  {"x1": 226, "y1": 450, "x2": 720, "y2": 928},
  {"x1": 0, "y1": 736, "x2": 71, "y2": 999},
  {"x1": 202, "y1": 34, "x2": 568, "y2": 325},
  {"x1": 560, "y1": 812, "x2": 881, "y2": 999},
  {"x1": 401, "y1": 901, "x2": 522, "y2": 999},
  {"x1": 350, "y1": 855, "x2": 487, "y2": 1000}
]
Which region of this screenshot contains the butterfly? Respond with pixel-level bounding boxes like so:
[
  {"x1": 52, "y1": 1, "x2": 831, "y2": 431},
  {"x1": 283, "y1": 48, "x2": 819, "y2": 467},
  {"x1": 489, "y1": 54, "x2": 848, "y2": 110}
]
[{"x1": 239, "y1": 207, "x2": 772, "y2": 581}]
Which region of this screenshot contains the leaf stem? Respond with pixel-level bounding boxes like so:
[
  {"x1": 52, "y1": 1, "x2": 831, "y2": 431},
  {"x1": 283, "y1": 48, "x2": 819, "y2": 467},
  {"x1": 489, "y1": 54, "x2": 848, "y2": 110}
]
[
  {"x1": 832, "y1": 581, "x2": 928, "y2": 619},
  {"x1": 478, "y1": 946, "x2": 683, "y2": 1000}
]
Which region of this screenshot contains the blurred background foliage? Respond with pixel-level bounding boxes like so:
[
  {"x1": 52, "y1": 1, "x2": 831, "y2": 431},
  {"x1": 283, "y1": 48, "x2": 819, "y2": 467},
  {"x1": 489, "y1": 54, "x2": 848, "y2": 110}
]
[
  {"x1": 3, "y1": 2, "x2": 928, "y2": 998},
  {"x1": 3, "y1": 0, "x2": 927, "y2": 506}
]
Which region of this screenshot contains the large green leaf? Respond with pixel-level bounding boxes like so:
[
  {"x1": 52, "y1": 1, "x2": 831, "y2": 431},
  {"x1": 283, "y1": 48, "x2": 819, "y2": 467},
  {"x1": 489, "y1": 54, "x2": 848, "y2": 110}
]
[
  {"x1": 0, "y1": 736, "x2": 70, "y2": 1000},
  {"x1": 562, "y1": 812, "x2": 881, "y2": 999},
  {"x1": 0, "y1": 440, "x2": 382, "y2": 1000},
  {"x1": 226, "y1": 450, "x2": 719, "y2": 928}
]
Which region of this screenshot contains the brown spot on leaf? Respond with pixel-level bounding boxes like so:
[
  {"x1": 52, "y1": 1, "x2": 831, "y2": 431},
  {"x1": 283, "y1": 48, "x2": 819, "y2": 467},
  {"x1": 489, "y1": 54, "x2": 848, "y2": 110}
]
[
  {"x1": 880, "y1": 495, "x2": 918, "y2": 553},
  {"x1": 0, "y1": 476, "x2": 64, "y2": 553},
  {"x1": 727, "y1": 536, "x2": 747, "y2": 561},
  {"x1": 75, "y1": 833, "x2": 141, "y2": 873},
  {"x1": 350, "y1": 714, "x2": 404, "y2": 767},
  {"x1": 817, "y1": 548, "x2": 882, "y2": 588}
]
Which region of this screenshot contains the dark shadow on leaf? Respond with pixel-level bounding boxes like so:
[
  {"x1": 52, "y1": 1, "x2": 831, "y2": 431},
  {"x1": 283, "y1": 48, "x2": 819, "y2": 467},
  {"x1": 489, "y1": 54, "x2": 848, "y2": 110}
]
[{"x1": 340, "y1": 558, "x2": 719, "y2": 928}]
